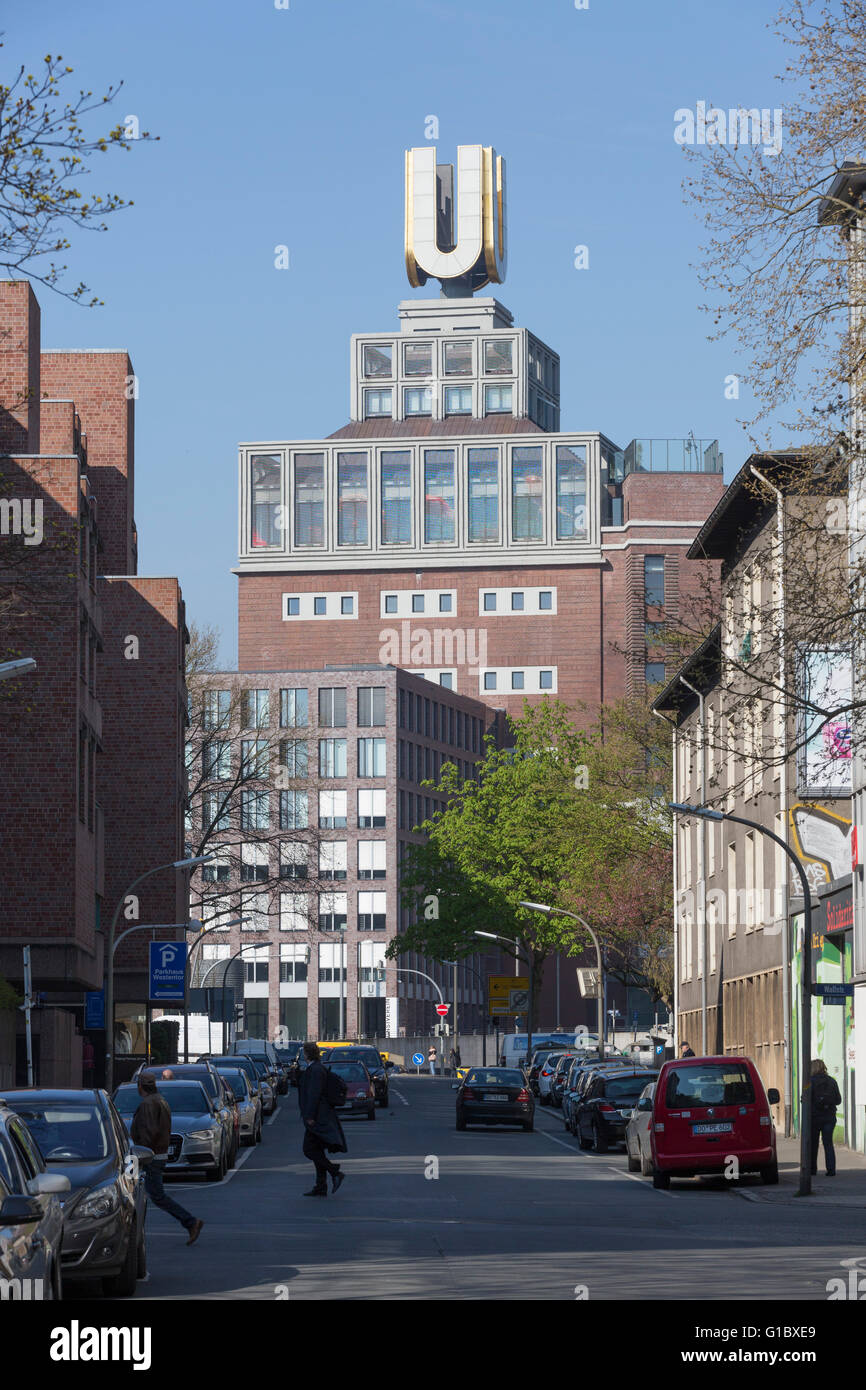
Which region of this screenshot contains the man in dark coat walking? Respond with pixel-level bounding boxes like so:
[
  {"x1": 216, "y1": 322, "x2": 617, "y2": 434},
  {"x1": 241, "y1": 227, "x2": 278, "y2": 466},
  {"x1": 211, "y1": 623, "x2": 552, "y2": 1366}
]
[
  {"x1": 298, "y1": 1042, "x2": 347, "y2": 1196},
  {"x1": 810, "y1": 1058, "x2": 842, "y2": 1176}
]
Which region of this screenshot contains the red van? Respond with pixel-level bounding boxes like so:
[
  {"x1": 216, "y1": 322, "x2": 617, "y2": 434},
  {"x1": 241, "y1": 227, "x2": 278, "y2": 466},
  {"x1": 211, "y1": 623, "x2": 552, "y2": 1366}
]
[{"x1": 650, "y1": 1055, "x2": 780, "y2": 1189}]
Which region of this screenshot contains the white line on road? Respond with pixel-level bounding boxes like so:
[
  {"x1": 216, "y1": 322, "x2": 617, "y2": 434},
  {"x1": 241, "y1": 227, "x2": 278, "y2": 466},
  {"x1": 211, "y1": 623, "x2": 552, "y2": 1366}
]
[{"x1": 390, "y1": 1088, "x2": 409, "y2": 1106}]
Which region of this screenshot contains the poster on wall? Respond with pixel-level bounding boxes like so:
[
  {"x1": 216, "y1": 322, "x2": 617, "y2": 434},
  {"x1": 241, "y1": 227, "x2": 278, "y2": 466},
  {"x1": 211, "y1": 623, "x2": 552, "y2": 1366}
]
[
  {"x1": 114, "y1": 1003, "x2": 146, "y2": 1058},
  {"x1": 796, "y1": 647, "x2": 853, "y2": 797}
]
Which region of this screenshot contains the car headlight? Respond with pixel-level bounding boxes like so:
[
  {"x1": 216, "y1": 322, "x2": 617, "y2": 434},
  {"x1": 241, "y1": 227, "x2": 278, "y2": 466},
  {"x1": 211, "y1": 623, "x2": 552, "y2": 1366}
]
[
  {"x1": 74, "y1": 1182, "x2": 121, "y2": 1221},
  {"x1": 187, "y1": 1128, "x2": 215, "y2": 1141}
]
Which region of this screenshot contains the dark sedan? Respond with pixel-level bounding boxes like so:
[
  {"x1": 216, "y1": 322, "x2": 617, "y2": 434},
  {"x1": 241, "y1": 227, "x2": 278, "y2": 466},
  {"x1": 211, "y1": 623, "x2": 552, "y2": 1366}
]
[
  {"x1": 0, "y1": 1088, "x2": 150, "y2": 1297},
  {"x1": 576, "y1": 1070, "x2": 659, "y2": 1153},
  {"x1": 454, "y1": 1068, "x2": 534, "y2": 1132},
  {"x1": 323, "y1": 1047, "x2": 390, "y2": 1107}
]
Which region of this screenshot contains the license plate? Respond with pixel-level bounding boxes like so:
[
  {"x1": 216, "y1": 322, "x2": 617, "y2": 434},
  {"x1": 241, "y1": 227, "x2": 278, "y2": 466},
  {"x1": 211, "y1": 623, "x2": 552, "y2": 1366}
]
[
  {"x1": 484, "y1": 1094, "x2": 506, "y2": 1102},
  {"x1": 692, "y1": 1121, "x2": 733, "y2": 1135}
]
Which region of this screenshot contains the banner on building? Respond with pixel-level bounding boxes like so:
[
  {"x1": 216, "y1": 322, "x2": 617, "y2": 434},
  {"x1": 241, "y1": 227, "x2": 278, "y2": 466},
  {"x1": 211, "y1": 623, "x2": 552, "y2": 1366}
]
[{"x1": 795, "y1": 647, "x2": 853, "y2": 797}]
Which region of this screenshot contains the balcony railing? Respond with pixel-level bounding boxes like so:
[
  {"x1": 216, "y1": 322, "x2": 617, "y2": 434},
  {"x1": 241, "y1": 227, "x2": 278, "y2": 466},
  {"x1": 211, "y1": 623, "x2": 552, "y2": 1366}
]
[{"x1": 616, "y1": 438, "x2": 723, "y2": 479}]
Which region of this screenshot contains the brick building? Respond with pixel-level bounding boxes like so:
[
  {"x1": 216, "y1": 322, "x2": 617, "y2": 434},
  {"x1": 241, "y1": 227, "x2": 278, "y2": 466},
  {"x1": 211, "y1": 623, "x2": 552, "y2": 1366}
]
[{"x1": 0, "y1": 280, "x2": 189, "y2": 1086}]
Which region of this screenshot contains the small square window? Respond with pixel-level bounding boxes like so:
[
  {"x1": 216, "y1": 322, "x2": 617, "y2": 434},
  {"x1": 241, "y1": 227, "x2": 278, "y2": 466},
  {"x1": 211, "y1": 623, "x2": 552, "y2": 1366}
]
[
  {"x1": 539, "y1": 591, "x2": 553, "y2": 610},
  {"x1": 511, "y1": 592, "x2": 524, "y2": 611},
  {"x1": 412, "y1": 594, "x2": 425, "y2": 613},
  {"x1": 286, "y1": 597, "x2": 300, "y2": 616},
  {"x1": 483, "y1": 672, "x2": 497, "y2": 691},
  {"x1": 439, "y1": 672, "x2": 453, "y2": 689},
  {"x1": 314, "y1": 596, "x2": 327, "y2": 616},
  {"x1": 539, "y1": 670, "x2": 553, "y2": 690},
  {"x1": 439, "y1": 593, "x2": 452, "y2": 613},
  {"x1": 341, "y1": 596, "x2": 354, "y2": 615},
  {"x1": 483, "y1": 593, "x2": 496, "y2": 612},
  {"x1": 363, "y1": 344, "x2": 392, "y2": 378},
  {"x1": 511, "y1": 671, "x2": 525, "y2": 690},
  {"x1": 645, "y1": 662, "x2": 666, "y2": 686},
  {"x1": 384, "y1": 594, "x2": 398, "y2": 614}
]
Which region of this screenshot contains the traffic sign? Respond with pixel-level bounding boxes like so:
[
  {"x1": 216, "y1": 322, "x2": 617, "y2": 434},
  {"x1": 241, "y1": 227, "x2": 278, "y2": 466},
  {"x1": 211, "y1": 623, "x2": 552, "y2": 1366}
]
[
  {"x1": 813, "y1": 982, "x2": 854, "y2": 1004},
  {"x1": 412, "y1": 1052, "x2": 424, "y2": 1066},
  {"x1": 148, "y1": 941, "x2": 188, "y2": 1002},
  {"x1": 435, "y1": 1003, "x2": 450, "y2": 1016}
]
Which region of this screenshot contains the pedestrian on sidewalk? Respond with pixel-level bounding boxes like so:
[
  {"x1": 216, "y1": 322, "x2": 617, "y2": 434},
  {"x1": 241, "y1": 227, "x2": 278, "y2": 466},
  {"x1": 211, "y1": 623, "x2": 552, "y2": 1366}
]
[
  {"x1": 131, "y1": 1073, "x2": 203, "y2": 1245},
  {"x1": 298, "y1": 1042, "x2": 347, "y2": 1196},
  {"x1": 428, "y1": 1046, "x2": 437, "y2": 1076},
  {"x1": 810, "y1": 1058, "x2": 841, "y2": 1177},
  {"x1": 679, "y1": 1041, "x2": 695, "y2": 1058},
  {"x1": 449, "y1": 1045, "x2": 461, "y2": 1076}
]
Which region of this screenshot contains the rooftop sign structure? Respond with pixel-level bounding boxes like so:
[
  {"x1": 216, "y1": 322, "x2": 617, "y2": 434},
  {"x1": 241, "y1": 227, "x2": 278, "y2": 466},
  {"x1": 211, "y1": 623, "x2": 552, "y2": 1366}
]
[{"x1": 405, "y1": 144, "x2": 507, "y2": 297}]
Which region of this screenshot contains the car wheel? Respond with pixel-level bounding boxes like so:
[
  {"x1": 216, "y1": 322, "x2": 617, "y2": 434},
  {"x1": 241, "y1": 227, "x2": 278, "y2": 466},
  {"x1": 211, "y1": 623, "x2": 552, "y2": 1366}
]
[
  {"x1": 255, "y1": 1119, "x2": 263, "y2": 1143},
  {"x1": 627, "y1": 1146, "x2": 640, "y2": 1172},
  {"x1": 592, "y1": 1123, "x2": 608, "y2": 1155},
  {"x1": 640, "y1": 1148, "x2": 653, "y2": 1177},
  {"x1": 367, "y1": 1107, "x2": 376, "y2": 1120},
  {"x1": 456, "y1": 1116, "x2": 466, "y2": 1131},
  {"x1": 760, "y1": 1160, "x2": 779, "y2": 1185},
  {"x1": 207, "y1": 1148, "x2": 226, "y2": 1182},
  {"x1": 103, "y1": 1221, "x2": 139, "y2": 1297},
  {"x1": 578, "y1": 1127, "x2": 592, "y2": 1150},
  {"x1": 652, "y1": 1169, "x2": 671, "y2": 1190}
]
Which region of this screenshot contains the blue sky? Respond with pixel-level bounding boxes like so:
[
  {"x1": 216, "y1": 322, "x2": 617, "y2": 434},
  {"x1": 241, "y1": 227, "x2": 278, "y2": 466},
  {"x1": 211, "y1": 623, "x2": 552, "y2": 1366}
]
[{"x1": 8, "y1": 0, "x2": 788, "y2": 665}]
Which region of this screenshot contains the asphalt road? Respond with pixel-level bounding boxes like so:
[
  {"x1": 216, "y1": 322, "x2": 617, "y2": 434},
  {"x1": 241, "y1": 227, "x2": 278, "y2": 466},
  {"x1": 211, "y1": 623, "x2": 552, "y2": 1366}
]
[{"x1": 76, "y1": 1077, "x2": 865, "y2": 1300}]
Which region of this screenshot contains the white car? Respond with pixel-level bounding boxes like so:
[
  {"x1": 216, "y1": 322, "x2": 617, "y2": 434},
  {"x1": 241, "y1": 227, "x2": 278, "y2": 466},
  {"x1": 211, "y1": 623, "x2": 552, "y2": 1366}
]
[{"x1": 0, "y1": 1101, "x2": 69, "y2": 1300}]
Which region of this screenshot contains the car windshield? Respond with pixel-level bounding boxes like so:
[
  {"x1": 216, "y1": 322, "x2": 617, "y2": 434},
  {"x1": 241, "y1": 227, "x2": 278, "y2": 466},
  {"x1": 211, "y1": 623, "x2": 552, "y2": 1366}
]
[
  {"x1": 329, "y1": 1063, "x2": 368, "y2": 1081},
  {"x1": 466, "y1": 1070, "x2": 524, "y2": 1087},
  {"x1": 3, "y1": 1101, "x2": 110, "y2": 1161},
  {"x1": 604, "y1": 1075, "x2": 657, "y2": 1102},
  {"x1": 665, "y1": 1065, "x2": 756, "y2": 1108},
  {"x1": 114, "y1": 1084, "x2": 210, "y2": 1116},
  {"x1": 219, "y1": 1071, "x2": 249, "y2": 1100},
  {"x1": 144, "y1": 1067, "x2": 217, "y2": 1098}
]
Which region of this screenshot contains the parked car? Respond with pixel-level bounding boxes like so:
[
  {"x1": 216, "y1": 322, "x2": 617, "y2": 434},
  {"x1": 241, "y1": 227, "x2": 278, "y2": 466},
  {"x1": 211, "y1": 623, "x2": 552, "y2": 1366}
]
[
  {"x1": 499, "y1": 1033, "x2": 575, "y2": 1070},
  {"x1": 202, "y1": 1055, "x2": 265, "y2": 1125},
  {"x1": 114, "y1": 1080, "x2": 229, "y2": 1181},
  {"x1": 649, "y1": 1055, "x2": 780, "y2": 1189},
  {"x1": 563, "y1": 1057, "x2": 633, "y2": 1134},
  {"x1": 454, "y1": 1067, "x2": 534, "y2": 1132},
  {"x1": 548, "y1": 1053, "x2": 579, "y2": 1109},
  {"x1": 136, "y1": 1063, "x2": 236, "y2": 1167},
  {"x1": 232, "y1": 1040, "x2": 286, "y2": 1094},
  {"x1": 275, "y1": 1044, "x2": 302, "y2": 1089},
  {"x1": 1, "y1": 1088, "x2": 150, "y2": 1296},
  {"x1": 327, "y1": 1062, "x2": 376, "y2": 1120},
  {"x1": 216, "y1": 1067, "x2": 262, "y2": 1145},
  {"x1": 233, "y1": 1055, "x2": 277, "y2": 1115},
  {"x1": 534, "y1": 1050, "x2": 569, "y2": 1102},
  {"x1": 625, "y1": 1081, "x2": 656, "y2": 1175},
  {"x1": 576, "y1": 1070, "x2": 659, "y2": 1153},
  {"x1": 323, "y1": 1046, "x2": 390, "y2": 1107},
  {"x1": 0, "y1": 1099, "x2": 69, "y2": 1300}
]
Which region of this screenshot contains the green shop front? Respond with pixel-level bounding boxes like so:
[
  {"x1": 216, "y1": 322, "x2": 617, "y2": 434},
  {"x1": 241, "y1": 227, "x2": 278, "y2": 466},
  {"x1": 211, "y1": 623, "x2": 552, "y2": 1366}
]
[{"x1": 790, "y1": 877, "x2": 855, "y2": 1146}]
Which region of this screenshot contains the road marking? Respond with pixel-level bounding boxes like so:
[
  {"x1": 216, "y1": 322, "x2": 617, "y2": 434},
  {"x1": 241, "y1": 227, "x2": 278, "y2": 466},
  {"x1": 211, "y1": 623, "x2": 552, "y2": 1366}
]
[
  {"x1": 538, "y1": 1129, "x2": 581, "y2": 1153},
  {"x1": 390, "y1": 1088, "x2": 409, "y2": 1106}
]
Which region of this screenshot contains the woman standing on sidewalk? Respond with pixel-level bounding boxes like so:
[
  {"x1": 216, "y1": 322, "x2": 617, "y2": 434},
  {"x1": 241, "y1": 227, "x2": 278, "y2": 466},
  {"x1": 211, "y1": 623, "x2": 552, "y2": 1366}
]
[{"x1": 810, "y1": 1058, "x2": 842, "y2": 1177}]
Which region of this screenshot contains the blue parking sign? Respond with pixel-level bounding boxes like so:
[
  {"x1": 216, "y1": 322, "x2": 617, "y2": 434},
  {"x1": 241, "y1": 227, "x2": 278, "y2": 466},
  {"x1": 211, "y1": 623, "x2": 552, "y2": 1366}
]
[{"x1": 148, "y1": 941, "x2": 188, "y2": 1001}]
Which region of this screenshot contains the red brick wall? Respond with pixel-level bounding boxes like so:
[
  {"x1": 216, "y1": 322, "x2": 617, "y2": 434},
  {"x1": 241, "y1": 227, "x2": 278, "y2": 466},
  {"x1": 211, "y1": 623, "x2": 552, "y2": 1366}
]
[{"x1": 0, "y1": 281, "x2": 41, "y2": 453}]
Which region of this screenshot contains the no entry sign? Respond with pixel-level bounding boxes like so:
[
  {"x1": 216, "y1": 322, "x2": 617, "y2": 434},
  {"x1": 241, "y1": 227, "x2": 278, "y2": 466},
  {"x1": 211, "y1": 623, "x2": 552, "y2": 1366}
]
[{"x1": 435, "y1": 1003, "x2": 450, "y2": 1016}]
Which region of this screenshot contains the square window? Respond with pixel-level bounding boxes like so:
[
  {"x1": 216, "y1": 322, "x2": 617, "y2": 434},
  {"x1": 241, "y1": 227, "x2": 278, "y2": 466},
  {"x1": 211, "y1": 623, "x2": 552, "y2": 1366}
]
[
  {"x1": 286, "y1": 596, "x2": 300, "y2": 616},
  {"x1": 511, "y1": 671, "x2": 525, "y2": 690},
  {"x1": 484, "y1": 384, "x2": 513, "y2": 414},
  {"x1": 645, "y1": 662, "x2": 666, "y2": 686},
  {"x1": 404, "y1": 342, "x2": 432, "y2": 376},
  {"x1": 443, "y1": 341, "x2": 472, "y2": 376},
  {"x1": 483, "y1": 672, "x2": 497, "y2": 691},
  {"x1": 314, "y1": 596, "x2": 327, "y2": 616},
  {"x1": 511, "y1": 592, "x2": 524, "y2": 611},
  {"x1": 412, "y1": 594, "x2": 425, "y2": 613},
  {"x1": 539, "y1": 590, "x2": 553, "y2": 610},
  {"x1": 404, "y1": 386, "x2": 432, "y2": 416},
  {"x1": 539, "y1": 670, "x2": 553, "y2": 690},
  {"x1": 444, "y1": 386, "x2": 472, "y2": 415},
  {"x1": 364, "y1": 388, "x2": 392, "y2": 418},
  {"x1": 341, "y1": 595, "x2": 354, "y2": 615},
  {"x1": 483, "y1": 593, "x2": 496, "y2": 612},
  {"x1": 384, "y1": 594, "x2": 398, "y2": 614},
  {"x1": 439, "y1": 672, "x2": 453, "y2": 689},
  {"x1": 363, "y1": 344, "x2": 392, "y2": 378},
  {"x1": 485, "y1": 340, "x2": 513, "y2": 375},
  {"x1": 439, "y1": 593, "x2": 452, "y2": 613}
]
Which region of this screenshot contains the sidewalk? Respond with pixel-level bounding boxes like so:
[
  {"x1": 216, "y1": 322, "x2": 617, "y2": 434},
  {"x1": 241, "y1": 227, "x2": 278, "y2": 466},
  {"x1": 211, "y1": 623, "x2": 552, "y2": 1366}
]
[{"x1": 736, "y1": 1132, "x2": 866, "y2": 1207}]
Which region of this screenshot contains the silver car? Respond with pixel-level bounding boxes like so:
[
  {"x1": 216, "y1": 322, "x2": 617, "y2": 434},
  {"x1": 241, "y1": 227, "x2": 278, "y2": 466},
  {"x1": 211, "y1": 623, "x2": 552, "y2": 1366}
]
[
  {"x1": 114, "y1": 1080, "x2": 228, "y2": 1181},
  {"x1": 0, "y1": 1100, "x2": 69, "y2": 1300},
  {"x1": 217, "y1": 1068, "x2": 262, "y2": 1146}
]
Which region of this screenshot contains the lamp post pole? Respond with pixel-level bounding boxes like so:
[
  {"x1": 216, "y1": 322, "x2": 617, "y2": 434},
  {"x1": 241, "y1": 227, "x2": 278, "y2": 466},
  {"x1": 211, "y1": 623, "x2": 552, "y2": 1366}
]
[
  {"x1": 183, "y1": 918, "x2": 246, "y2": 1060},
  {"x1": 518, "y1": 904, "x2": 605, "y2": 1061},
  {"x1": 442, "y1": 958, "x2": 488, "y2": 1065},
  {"x1": 671, "y1": 803, "x2": 813, "y2": 1196},
  {"x1": 396, "y1": 968, "x2": 445, "y2": 1072}
]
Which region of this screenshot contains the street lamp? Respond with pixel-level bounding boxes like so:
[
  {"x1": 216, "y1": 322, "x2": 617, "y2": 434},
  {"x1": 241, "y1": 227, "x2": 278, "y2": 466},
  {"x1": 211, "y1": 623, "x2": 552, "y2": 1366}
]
[
  {"x1": 0, "y1": 658, "x2": 36, "y2": 680},
  {"x1": 104, "y1": 853, "x2": 213, "y2": 1094},
  {"x1": 396, "y1": 967, "x2": 446, "y2": 1073},
  {"x1": 670, "y1": 802, "x2": 813, "y2": 1197},
  {"x1": 519, "y1": 903, "x2": 605, "y2": 1061},
  {"x1": 475, "y1": 931, "x2": 535, "y2": 1066},
  {"x1": 183, "y1": 917, "x2": 248, "y2": 1060}
]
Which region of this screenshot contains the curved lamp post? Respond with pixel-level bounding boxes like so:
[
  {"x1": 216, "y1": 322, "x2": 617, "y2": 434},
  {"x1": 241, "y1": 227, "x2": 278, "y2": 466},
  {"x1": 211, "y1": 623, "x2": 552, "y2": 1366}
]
[{"x1": 519, "y1": 903, "x2": 605, "y2": 1061}]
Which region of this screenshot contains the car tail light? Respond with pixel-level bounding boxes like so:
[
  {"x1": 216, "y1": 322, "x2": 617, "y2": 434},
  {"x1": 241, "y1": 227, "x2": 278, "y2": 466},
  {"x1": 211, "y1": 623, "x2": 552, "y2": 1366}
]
[
  {"x1": 541, "y1": 1069, "x2": 552, "y2": 1076},
  {"x1": 598, "y1": 1102, "x2": 616, "y2": 1113},
  {"x1": 463, "y1": 1087, "x2": 477, "y2": 1100},
  {"x1": 516, "y1": 1088, "x2": 530, "y2": 1102}
]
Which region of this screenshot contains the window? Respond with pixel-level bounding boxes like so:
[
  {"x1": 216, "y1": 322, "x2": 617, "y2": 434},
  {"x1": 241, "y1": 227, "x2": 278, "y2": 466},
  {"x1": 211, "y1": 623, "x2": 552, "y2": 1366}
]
[
  {"x1": 645, "y1": 620, "x2": 666, "y2": 645},
  {"x1": 439, "y1": 593, "x2": 453, "y2": 613},
  {"x1": 202, "y1": 854, "x2": 231, "y2": 883},
  {"x1": 381, "y1": 451, "x2": 411, "y2": 544},
  {"x1": 202, "y1": 791, "x2": 230, "y2": 834},
  {"x1": 511, "y1": 592, "x2": 524, "y2": 611},
  {"x1": 279, "y1": 945, "x2": 308, "y2": 983},
  {"x1": 358, "y1": 738, "x2": 386, "y2": 777},
  {"x1": 241, "y1": 738, "x2": 269, "y2": 778},
  {"x1": 439, "y1": 672, "x2": 453, "y2": 689},
  {"x1": 203, "y1": 741, "x2": 231, "y2": 781},
  {"x1": 280, "y1": 688, "x2": 308, "y2": 727},
  {"x1": 408, "y1": 594, "x2": 423, "y2": 615},
  {"x1": 404, "y1": 342, "x2": 432, "y2": 376},
  {"x1": 483, "y1": 592, "x2": 496, "y2": 612},
  {"x1": 250, "y1": 454, "x2": 281, "y2": 548},
  {"x1": 364, "y1": 388, "x2": 392, "y2": 418},
  {"x1": 404, "y1": 386, "x2": 432, "y2": 416},
  {"x1": 200, "y1": 893, "x2": 232, "y2": 929},
  {"x1": 468, "y1": 447, "x2": 499, "y2": 542},
  {"x1": 358, "y1": 789, "x2": 386, "y2": 827},
  {"x1": 484, "y1": 672, "x2": 497, "y2": 691},
  {"x1": 511, "y1": 671, "x2": 525, "y2": 690},
  {"x1": 358, "y1": 841, "x2": 386, "y2": 878},
  {"x1": 319, "y1": 892, "x2": 348, "y2": 931},
  {"x1": 512, "y1": 447, "x2": 543, "y2": 539},
  {"x1": 319, "y1": 789, "x2": 348, "y2": 828},
  {"x1": 341, "y1": 595, "x2": 354, "y2": 615},
  {"x1": 363, "y1": 343, "x2": 392, "y2": 378},
  {"x1": 424, "y1": 451, "x2": 456, "y2": 542},
  {"x1": 241, "y1": 689, "x2": 269, "y2": 729},
  {"x1": 444, "y1": 340, "x2": 472, "y2": 375},
  {"x1": 286, "y1": 597, "x2": 300, "y2": 615},
  {"x1": 319, "y1": 841, "x2": 348, "y2": 880},
  {"x1": 444, "y1": 386, "x2": 472, "y2": 415},
  {"x1": 314, "y1": 596, "x2": 327, "y2": 616},
  {"x1": 279, "y1": 790, "x2": 308, "y2": 830},
  {"x1": 203, "y1": 689, "x2": 231, "y2": 730},
  {"x1": 644, "y1": 555, "x2": 665, "y2": 607},
  {"x1": 358, "y1": 687, "x2": 386, "y2": 726},
  {"x1": 279, "y1": 739, "x2": 308, "y2": 777},
  {"x1": 485, "y1": 383, "x2": 513, "y2": 413},
  {"x1": 484, "y1": 340, "x2": 513, "y2": 374},
  {"x1": 318, "y1": 942, "x2": 347, "y2": 983},
  {"x1": 319, "y1": 739, "x2": 347, "y2": 778},
  {"x1": 240, "y1": 843, "x2": 269, "y2": 883},
  {"x1": 539, "y1": 670, "x2": 554, "y2": 690},
  {"x1": 539, "y1": 591, "x2": 553, "y2": 610},
  {"x1": 241, "y1": 890, "x2": 270, "y2": 932},
  {"x1": 241, "y1": 789, "x2": 269, "y2": 831},
  {"x1": 279, "y1": 843, "x2": 307, "y2": 880},
  {"x1": 384, "y1": 594, "x2": 398, "y2": 614},
  {"x1": 645, "y1": 663, "x2": 665, "y2": 686},
  {"x1": 280, "y1": 892, "x2": 308, "y2": 931},
  {"x1": 294, "y1": 453, "x2": 325, "y2": 547},
  {"x1": 337, "y1": 453, "x2": 368, "y2": 546},
  {"x1": 555, "y1": 444, "x2": 587, "y2": 539},
  {"x1": 358, "y1": 891, "x2": 386, "y2": 931},
  {"x1": 318, "y1": 687, "x2": 347, "y2": 728}
]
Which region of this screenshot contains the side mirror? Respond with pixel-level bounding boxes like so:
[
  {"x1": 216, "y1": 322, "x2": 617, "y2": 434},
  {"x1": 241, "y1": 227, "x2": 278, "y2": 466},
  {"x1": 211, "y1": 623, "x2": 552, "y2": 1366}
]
[
  {"x1": 28, "y1": 1172, "x2": 70, "y2": 1196},
  {"x1": 132, "y1": 1145, "x2": 154, "y2": 1166},
  {"x1": 767, "y1": 1088, "x2": 780, "y2": 1106},
  {"x1": 0, "y1": 1194, "x2": 44, "y2": 1225}
]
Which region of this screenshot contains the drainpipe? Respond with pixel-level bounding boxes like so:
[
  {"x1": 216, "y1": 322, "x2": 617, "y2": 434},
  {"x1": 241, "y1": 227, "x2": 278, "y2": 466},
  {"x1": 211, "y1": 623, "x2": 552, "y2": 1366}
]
[
  {"x1": 653, "y1": 708, "x2": 679, "y2": 1046},
  {"x1": 750, "y1": 464, "x2": 792, "y2": 1136},
  {"x1": 679, "y1": 677, "x2": 708, "y2": 1055}
]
